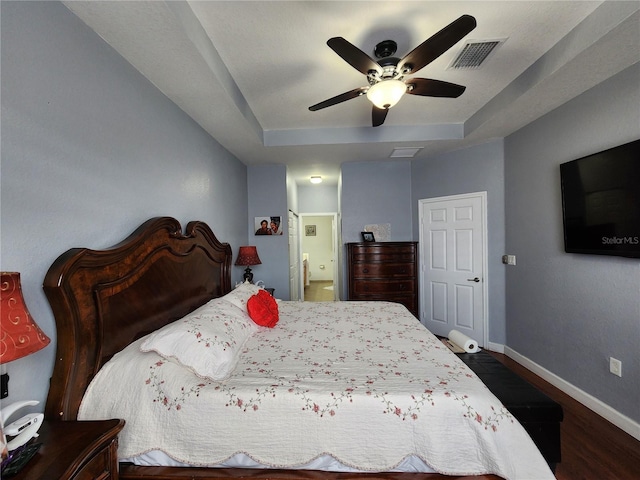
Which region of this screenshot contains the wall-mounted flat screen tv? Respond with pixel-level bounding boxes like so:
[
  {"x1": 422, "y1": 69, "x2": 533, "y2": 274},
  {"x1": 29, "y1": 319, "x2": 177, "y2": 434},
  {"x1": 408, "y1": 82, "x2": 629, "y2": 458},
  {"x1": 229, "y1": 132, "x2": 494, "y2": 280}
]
[{"x1": 560, "y1": 139, "x2": 640, "y2": 258}]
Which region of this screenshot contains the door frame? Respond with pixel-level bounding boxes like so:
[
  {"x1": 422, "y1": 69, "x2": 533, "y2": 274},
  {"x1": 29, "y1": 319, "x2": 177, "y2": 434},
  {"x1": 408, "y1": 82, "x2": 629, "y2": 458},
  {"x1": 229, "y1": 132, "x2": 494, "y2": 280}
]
[
  {"x1": 299, "y1": 212, "x2": 339, "y2": 301},
  {"x1": 288, "y1": 210, "x2": 301, "y2": 301},
  {"x1": 418, "y1": 191, "x2": 489, "y2": 347}
]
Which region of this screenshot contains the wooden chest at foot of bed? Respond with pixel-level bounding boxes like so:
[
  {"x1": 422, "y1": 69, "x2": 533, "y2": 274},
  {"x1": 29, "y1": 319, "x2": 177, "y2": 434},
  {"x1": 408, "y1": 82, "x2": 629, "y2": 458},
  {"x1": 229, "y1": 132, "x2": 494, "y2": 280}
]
[{"x1": 456, "y1": 351, "x2": 563, "y2": 471}]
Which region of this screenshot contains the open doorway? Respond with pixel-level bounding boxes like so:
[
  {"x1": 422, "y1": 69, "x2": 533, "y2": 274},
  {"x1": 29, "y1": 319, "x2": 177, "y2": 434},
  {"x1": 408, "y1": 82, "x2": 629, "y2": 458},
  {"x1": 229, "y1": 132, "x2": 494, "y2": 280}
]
[{"x1": 300, "y1": 213, "x2": 338, "y2": 301}]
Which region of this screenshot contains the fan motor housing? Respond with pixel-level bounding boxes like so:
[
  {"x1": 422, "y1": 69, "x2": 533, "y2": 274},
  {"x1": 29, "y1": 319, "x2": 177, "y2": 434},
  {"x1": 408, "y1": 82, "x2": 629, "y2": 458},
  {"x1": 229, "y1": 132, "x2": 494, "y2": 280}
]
[{"x1": 374, "y1": 40, "x2": 397, "y2": 59}]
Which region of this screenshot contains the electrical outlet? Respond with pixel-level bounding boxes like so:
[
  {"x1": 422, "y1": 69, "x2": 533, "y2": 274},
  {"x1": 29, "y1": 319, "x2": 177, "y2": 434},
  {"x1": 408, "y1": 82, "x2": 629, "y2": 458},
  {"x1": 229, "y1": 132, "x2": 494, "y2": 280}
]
[{"x1": 609, "y1": 357, "x2": 622, "y2": 377}]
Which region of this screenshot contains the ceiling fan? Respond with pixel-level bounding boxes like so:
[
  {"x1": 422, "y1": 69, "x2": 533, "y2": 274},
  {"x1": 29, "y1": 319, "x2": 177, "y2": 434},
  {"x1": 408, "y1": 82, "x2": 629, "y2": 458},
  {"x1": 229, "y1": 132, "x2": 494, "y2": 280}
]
[{"x1": 309, "y1": 15, "x2": 477, "y2": 127}]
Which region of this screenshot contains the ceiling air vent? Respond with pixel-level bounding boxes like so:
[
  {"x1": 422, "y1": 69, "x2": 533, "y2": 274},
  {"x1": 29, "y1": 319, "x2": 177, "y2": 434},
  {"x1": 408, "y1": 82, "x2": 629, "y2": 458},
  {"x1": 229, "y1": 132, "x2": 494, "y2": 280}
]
[
  {"x1": 390, "y1": 147, "x2": 423, "y2": 158},
  {"x1": 449, "y1": 40, "x2": 504, "y2": 70}
]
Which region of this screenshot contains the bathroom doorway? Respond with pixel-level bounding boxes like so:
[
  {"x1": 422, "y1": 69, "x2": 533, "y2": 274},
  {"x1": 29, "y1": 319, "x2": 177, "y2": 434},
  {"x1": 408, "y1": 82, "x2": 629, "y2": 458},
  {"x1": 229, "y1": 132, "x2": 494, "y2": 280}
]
[{"x1": 300, "y1": 213, "x2": 338, "y2": 301}]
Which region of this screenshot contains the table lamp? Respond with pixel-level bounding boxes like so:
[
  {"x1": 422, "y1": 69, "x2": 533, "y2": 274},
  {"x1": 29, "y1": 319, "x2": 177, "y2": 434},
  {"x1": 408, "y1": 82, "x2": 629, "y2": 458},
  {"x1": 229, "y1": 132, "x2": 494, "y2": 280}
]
[
  {"x1": 1, "y1": 272, "x2": 51, "y2": 456},
  {"x1": 235, "y1": 246, "x2": 261, "y2": 283},
  {"x1": 1, "y1": 272, "x2": 51, "y2": 398}
]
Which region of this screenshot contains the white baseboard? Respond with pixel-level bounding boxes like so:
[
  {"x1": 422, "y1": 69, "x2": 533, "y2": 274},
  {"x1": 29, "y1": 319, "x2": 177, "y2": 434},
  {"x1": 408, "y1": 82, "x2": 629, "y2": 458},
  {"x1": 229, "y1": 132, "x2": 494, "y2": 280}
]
[
  {"x1": 503, "y1": 346, "x2": 640, "y2": 441},
  {"x1": 485, "y1": 341, "x2": 504, "y2": 353}
]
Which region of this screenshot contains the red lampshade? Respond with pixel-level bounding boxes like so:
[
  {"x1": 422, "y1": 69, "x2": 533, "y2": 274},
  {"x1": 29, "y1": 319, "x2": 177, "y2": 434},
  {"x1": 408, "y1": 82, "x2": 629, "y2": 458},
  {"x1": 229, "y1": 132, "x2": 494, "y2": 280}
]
[
  {"x1": 235, "y1": 246, "x2": 262, "y2": 266},
  {"x1": 1, "y1": 272, "x2": 50, "y2": 363}
]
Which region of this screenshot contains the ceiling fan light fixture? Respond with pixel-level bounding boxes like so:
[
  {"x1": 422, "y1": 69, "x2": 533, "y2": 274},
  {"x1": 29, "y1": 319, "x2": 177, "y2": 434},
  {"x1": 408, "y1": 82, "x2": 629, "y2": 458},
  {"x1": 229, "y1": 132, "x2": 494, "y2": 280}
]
[
  {"x1": 366, "y1": 79, "x2": 406, "y2": 109},
  {"x1": 310, "y1": 176, "x2": 323, "y2": 184}
]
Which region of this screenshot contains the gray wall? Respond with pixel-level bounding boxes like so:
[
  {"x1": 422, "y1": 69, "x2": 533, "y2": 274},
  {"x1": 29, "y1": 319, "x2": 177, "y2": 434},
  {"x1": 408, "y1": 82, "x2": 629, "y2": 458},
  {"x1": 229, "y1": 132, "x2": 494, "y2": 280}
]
[
  {"x1": 340, "y1": 160, "x2": 413, "y2": 299},
  {"x1": 504, "y1": 63, "x2": 640, "y2": 422},
  {"x1": 410, "y1": 140, "x2": 507, "y2": 344},
  {"x1": 247, "y1": 165, "x2": 290, "y2": 298},
  {"x1": 246, "y1": 174, "x2": 340, "y2": 300},
  {"x1": 341, "y1": 160, "x2": 413, "y2": 243},
  {"x1": 298, "y1": 184, "x2": 339, "y2": 213},
  {"x1": 1, "y1": 2, "x2": 248, "y2": 408}
]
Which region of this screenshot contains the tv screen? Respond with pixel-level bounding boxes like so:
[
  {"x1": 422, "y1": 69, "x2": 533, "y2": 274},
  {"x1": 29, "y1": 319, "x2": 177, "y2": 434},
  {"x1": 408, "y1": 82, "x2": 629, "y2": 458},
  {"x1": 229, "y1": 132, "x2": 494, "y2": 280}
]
[{"x1": 560, "y1": 139, "x2": 640, "y2": 258}]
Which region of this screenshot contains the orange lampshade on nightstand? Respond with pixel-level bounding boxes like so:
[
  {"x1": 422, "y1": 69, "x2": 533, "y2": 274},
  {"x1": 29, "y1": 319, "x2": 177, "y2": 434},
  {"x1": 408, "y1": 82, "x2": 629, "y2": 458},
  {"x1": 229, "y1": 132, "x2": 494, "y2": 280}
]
[{"x1": 1, "y1": 272, "x2": 51, "y2": 398}]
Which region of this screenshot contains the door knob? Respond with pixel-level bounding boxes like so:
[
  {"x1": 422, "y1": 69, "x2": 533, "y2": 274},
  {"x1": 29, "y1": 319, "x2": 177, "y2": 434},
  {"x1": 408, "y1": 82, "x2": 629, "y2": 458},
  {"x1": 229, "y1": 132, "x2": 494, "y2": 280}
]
[{"x1": 467, "y1": 277, "x2": 480, "y2": 283}]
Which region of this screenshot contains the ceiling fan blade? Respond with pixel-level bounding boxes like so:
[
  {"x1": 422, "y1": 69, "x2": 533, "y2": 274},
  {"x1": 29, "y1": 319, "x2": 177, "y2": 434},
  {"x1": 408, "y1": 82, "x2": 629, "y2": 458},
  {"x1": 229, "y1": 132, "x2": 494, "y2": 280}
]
[
  {"x1": 372, "y1": 106, "x2": 388, "y2": 127},
  {"x1": 406, "y1": 78, "x2": 466, "y2": 98},
  {"x1": 309, "y1": 87, "x2": 368, "y2": 111},
  {"x1": 398, "y1": 15, "x2": 476, "y2": 74},
  {"x1": 327, "y1": 37, "x2": 382, "y2": 75}
]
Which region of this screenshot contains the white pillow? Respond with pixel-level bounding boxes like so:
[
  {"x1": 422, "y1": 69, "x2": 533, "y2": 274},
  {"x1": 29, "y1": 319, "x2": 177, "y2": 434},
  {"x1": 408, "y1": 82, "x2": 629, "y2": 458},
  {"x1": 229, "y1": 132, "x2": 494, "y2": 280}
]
[
  {"x1": 221, "y1": 281, "x2": 263, "y2": 312},
  {"x1": 140, "y1": 297, "x2": 257, "y2": 381}
]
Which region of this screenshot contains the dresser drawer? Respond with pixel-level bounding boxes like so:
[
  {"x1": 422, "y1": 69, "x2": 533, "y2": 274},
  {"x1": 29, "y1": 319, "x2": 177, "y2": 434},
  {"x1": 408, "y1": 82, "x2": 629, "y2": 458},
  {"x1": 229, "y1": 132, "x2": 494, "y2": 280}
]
[
  {"x1": 350, "y1": 250, "x2": 415, "y2": 264},
  {"x1": 347, "y1": 242, "x2": 418, "y2": 318},
  {"x1": 351, "y1": 262, "x2": 414, "y2": 278},
  {"x1": 351, "y1": 279, "x2": 415, "y2": 295}
]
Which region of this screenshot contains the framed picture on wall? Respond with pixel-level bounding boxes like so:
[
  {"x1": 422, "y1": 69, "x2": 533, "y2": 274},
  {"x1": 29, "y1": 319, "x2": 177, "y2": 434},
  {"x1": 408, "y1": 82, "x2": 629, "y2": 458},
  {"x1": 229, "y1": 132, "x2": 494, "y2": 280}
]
[
  {"x1": 305, "y1": 225, "x2": 316, "y2": 236},
  {"x1": 361, "y1": 231, "x2": 375, "y2": 242},
  {"x1": 255, "y1": 216, "x2": 283, "y2": 235}
]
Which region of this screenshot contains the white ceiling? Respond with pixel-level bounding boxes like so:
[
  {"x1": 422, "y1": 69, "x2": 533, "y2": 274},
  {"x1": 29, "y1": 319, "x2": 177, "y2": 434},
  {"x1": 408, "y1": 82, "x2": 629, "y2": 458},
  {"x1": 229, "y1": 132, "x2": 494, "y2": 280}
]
[{"x1": 62, "y1": 1, "x2": 640, "y2": 186}]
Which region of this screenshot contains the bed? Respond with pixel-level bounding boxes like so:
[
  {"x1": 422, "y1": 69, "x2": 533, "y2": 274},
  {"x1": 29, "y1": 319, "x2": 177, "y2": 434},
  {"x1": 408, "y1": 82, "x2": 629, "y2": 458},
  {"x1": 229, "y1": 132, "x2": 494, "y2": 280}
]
[{"x1": 43, "y1": 217, "x2": 554, "y2": 480}]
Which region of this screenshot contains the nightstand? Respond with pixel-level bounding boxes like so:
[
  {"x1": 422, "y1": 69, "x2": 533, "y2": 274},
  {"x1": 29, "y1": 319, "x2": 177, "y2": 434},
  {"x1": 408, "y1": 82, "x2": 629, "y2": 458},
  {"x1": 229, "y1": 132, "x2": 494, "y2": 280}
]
[{"x1": 12, "y1": 419, "x2": 124, "y2": 480}]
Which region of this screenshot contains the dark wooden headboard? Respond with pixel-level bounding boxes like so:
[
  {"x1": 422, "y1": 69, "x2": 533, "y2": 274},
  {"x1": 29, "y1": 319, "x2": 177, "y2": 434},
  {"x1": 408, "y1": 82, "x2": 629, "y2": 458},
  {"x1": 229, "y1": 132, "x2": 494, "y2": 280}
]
[{"x1": 43, "y1": 217, "x2": 232, "y2": 420}]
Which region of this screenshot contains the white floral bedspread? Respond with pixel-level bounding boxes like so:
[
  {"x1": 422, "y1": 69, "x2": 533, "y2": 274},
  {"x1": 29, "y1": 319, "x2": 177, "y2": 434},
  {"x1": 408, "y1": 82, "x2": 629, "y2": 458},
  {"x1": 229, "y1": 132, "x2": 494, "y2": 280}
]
[{"x1": 78, "y1": 301, "x2": 554, "y2": 479}]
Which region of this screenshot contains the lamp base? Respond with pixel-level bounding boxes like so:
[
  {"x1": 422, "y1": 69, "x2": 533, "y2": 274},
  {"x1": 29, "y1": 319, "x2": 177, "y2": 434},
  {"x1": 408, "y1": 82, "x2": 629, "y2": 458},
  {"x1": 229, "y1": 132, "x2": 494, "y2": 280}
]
[{"x1": 242, "y1": 267, "x2": 254, "y2": 283}]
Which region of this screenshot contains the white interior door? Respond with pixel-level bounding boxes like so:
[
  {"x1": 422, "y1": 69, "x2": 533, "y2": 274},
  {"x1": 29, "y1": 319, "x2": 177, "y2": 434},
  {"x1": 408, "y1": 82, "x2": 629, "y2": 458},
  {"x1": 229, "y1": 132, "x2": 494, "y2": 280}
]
[
  {"x1": 419, "y1": 192, "x2": 487, "y2": 346},
  {"x1": 331, "y1": 215, "x2": 339, "y2": 301},
  {"x1": 288, "y1": 210, "x2": 300, "y2": 301}
]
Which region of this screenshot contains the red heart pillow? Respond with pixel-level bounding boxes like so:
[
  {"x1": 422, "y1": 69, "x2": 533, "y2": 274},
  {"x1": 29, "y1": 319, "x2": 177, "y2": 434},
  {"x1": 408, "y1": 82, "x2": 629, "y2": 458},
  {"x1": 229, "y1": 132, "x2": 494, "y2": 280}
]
[{"x1": 247, "y1": 289, "x2": 279, "y2": 327}]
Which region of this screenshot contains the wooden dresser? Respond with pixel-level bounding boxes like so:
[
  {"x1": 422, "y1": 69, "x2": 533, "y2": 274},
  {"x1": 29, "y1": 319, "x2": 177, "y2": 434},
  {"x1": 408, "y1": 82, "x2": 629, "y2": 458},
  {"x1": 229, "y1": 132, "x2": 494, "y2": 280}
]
[{"x1": 346, "y1": 242, "x2": 418, "y2": 317}]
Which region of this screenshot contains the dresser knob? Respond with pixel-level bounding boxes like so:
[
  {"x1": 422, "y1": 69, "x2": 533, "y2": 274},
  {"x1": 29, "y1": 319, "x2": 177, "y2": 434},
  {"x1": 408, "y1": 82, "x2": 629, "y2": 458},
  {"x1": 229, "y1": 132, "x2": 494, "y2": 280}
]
[{"x1": 362, "y1": 268, "x2": 369, "y2": 274}]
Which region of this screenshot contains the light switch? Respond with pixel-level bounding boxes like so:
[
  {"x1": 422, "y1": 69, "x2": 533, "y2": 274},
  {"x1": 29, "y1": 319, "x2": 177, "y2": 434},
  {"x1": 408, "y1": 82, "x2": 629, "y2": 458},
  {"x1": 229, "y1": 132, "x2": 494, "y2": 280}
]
[{"x1": 502, "y1": 255, "x2": 516, "y2": 265}]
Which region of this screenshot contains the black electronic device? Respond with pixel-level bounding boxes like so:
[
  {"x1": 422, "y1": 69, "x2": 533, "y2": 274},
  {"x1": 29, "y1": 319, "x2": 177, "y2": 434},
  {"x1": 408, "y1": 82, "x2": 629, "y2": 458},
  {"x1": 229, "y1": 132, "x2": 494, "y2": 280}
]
[
  {"x1": 1, "y1": 442, "x2": 42, "y2": 477},
  {"x1": 560, "y1": 139, "x2": 640, "y2": 258}
]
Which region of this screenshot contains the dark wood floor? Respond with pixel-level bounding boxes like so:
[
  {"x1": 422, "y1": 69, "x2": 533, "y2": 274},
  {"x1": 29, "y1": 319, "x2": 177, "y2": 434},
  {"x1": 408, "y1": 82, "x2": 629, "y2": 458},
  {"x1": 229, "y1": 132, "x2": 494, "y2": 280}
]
[{"x1": 489, "y1": 351, "x2": 640, "y2": 480}]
